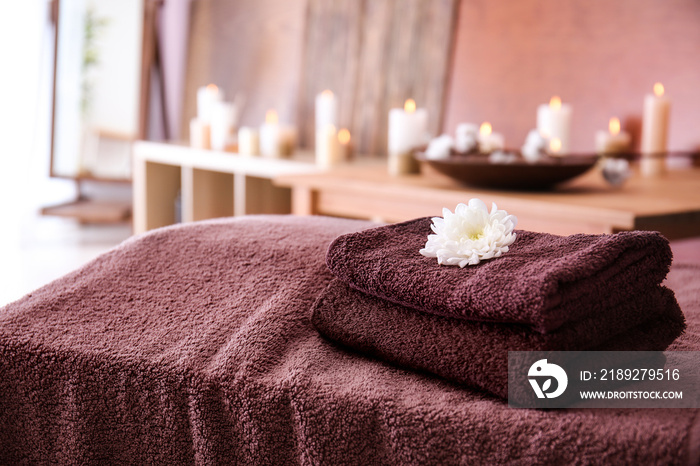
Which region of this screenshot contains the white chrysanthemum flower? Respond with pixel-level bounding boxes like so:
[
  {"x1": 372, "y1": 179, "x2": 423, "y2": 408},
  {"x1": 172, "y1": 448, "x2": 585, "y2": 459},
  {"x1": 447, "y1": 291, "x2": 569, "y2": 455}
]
[{"x1": 419, "y1": 199, "x2": 518, "y2": 267}]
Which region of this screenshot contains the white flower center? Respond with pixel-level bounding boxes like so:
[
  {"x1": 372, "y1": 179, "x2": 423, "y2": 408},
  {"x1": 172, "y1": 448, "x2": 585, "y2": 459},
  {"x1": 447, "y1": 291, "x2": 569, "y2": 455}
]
[{"x1": 466, "y1": 229, "x2": 484, "y2": 241}]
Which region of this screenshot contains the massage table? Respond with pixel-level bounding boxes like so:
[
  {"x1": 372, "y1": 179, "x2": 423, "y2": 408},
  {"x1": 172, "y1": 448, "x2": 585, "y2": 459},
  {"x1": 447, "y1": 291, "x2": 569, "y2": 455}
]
[{"x1": 0, "y1": 215, "x2": 698, "y2": 464}]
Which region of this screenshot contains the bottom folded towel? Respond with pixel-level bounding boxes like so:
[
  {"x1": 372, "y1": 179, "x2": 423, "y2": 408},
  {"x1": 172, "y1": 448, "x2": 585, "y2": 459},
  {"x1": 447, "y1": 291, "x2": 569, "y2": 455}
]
[{"x1": 311, "y1": 280, "x2": 686, "y2": 400}]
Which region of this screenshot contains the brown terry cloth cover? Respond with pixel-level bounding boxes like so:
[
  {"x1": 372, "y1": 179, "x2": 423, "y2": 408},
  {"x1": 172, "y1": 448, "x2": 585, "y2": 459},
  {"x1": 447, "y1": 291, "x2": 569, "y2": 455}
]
[
  {"x1": 312, "y1": 280, "x2": 685, "y2": 400},
  {"x1": 326, "y1": 217, "x2": 674, "y2": 333},
  {"x1": 0, "y1": 216, "x2": 698, "y2": 465}
]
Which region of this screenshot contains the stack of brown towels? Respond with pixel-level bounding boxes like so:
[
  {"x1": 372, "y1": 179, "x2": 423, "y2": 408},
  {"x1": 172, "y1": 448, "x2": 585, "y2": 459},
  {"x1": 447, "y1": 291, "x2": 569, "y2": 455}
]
[{"x1": 311, "y1": 217, "x2": 686, "y2": 400}]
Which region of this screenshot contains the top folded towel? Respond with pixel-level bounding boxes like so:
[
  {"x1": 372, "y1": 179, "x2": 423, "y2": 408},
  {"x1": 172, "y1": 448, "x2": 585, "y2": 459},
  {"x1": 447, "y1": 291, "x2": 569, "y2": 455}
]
[{"x1": 326, "y1": 217, "x2": 673, "y2": 333}]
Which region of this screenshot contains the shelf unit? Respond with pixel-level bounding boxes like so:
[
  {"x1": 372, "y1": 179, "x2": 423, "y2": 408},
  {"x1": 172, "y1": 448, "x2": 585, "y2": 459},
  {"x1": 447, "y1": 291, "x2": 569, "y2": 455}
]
[{"x1": 133, "y1": 141, "x2": 320, "y2": 234}]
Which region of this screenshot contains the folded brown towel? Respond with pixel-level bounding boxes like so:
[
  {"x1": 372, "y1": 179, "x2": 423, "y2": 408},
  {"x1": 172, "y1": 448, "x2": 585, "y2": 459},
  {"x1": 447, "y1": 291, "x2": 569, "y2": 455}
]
[
  {"x1": 326, "y1": 218, "x2": 673, "y2": 333},
  {"x1": 311, "y1": 280, "x2": 685, "y2": 400}
]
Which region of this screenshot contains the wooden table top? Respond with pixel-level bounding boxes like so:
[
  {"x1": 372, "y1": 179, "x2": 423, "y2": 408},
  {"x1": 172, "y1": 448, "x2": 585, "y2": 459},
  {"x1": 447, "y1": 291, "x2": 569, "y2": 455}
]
[{"x1": 275, "y1": 161, "x2": 700, "y2": 239}]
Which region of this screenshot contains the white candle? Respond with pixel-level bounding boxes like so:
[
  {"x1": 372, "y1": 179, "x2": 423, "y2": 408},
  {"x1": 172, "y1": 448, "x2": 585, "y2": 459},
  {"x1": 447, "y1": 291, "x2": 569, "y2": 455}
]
[
  {"x1": 189, "y1": 117, "x2": 210, "y2": 149},
  {"x1": 388, "y1": 99, "x2": 429, "y2": 176},
  {"x1": 595, "y1": 117, "x2": 631, "y2": 154},
  {"x1": 316, "y1": 90, "x2": 338, "y2": 159},
  {"x1": 316, "y1": 124, "x2": 340, "y2": 169},
  {"x1": 260, "y1": 110, "x2": 282, "y2": 158},
  {"x1": 537, "y1": 96, "x2": 572, "y2": 155},
  {"x1": 210, "y1": 101, "x2": 237, "y2": 151},
  {"x1": 641, "y1": 83, "x2": 670, "y2": 177},
  {"x1": 315, "y1": 90, "x2": 337, "y2": 133},
  {"x1": 477, "y1": 122, "x2": 505, "y2": 153},
  {"x1": 238, "y1": 127, "x2": 260, "y2": 156},
  {"x1": 260, "y1": 110, "x2": 296, "y2": 158},
  {"x1": 641, "y1": 83, "x2": 670, "y2": 154},
  {"x1": 196, "y1": 84, "x2": 223, "y2": 123}
]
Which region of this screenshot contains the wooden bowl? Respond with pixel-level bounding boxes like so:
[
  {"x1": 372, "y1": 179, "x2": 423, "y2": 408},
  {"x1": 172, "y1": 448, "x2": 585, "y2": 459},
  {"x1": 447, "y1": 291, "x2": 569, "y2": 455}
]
[{"x1": 415, "y1": 152, "x2": 599, "y2": 190}]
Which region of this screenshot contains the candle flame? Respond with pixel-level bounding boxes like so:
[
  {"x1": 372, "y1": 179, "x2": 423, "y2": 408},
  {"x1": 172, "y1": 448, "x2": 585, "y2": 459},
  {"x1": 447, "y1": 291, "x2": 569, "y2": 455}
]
[
  {"x1": 549, "y1": 138, "x2": 562, "y2": 153},
  {"x1": 479, "y1": 122, "x2": 492, "y2": 136},
  {"x1": 322, "y1": 89, "x2": 334, "y2": 97},
  {"x1": 206, "y1": 84, "x2": 218, "y2": 92},
  {"x1": 653, "y1": 82, "x2": 665, "y2": 97},
  {"x1": 609, "y1": 117, "x2": 621, "y2": 136},
  {"x1": 549, "y1": 96, "x2": 562, "y2": 110},
  {"x1": 404, "y1": 99, "x2": 416, "y2": 113},
  {"x1": 338, "y1": 128, "x2": 351, "y2": 144},
  {"x1": 265, "y1": 109, "x2": 278, "y2": 124}
]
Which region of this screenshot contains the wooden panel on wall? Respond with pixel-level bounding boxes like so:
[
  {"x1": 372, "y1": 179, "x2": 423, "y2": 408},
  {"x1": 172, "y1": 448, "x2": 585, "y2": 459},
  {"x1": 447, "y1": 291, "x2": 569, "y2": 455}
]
[
  {"x1": 443, "y1": 0, "x2": 700, "y2": 153},
  {"x1": 183, "y1": 0, "x2": 456, "y2": 156},
  {"x1": 182, "y1": 0, "x2": 308, "y2": 137},
  {"x1": 299, "y1": 0, "x2": 458, "y2": 156}
]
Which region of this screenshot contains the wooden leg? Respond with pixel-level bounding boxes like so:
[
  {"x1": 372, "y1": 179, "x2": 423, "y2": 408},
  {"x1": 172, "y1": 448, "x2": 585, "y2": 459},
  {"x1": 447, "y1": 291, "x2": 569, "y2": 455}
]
[
  {"x1": 234, "y1": 173, "x2": 246, "y2": 216},
  {"x1": 180, "y1": 166, "x2": 194, "y2": 223},
  {"x1": 291, "y1": 187, "x2": 318, "y2": 216},
  {"x1": 132, "y1": 160, "x2": 180, "y2": 234},
  {"x1": 132, "y1": 155, "x2": 147, "y2": 234}
]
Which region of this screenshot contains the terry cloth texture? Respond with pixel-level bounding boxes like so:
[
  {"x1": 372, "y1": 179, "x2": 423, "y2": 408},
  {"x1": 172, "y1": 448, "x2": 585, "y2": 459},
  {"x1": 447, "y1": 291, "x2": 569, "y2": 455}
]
[
  {"x1": 0, "y1": 216, "x2": 698, "y2": 465},
  {"x1": 326, "y1": 217, "x2": 674, "y2": 333},
  {"x1": 311, "y1": 280, "x2": 685, "y2": 400}
]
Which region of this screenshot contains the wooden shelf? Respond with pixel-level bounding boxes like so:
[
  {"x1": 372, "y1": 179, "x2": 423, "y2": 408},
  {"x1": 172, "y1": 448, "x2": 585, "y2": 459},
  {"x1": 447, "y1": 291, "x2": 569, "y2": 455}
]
[
  {"x1": 41, "y1": 199, "x2": 132, "y2": 224},
  {"x1": 132, "y1": 141, "x2": 320, "y2": 234}
]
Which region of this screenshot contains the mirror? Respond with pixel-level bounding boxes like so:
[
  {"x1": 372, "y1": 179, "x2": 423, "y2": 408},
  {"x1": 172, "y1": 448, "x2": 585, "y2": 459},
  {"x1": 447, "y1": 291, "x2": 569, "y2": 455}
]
[{"x1": 51, "y1": 0, "x2": 146, "y2": 181}]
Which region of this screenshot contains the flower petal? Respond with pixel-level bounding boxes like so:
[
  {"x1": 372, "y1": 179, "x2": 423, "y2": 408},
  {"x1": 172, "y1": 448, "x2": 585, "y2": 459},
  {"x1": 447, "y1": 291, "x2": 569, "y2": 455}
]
[{"x1": 468, "y1": 198, "x2": 489, "y2": 214}]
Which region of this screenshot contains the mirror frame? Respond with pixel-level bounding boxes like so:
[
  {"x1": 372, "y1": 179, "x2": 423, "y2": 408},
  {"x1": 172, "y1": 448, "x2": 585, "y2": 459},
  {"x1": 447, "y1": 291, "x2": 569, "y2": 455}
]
[{"x1": 48, "y1": 0, "x2": 159, "y2": 183}]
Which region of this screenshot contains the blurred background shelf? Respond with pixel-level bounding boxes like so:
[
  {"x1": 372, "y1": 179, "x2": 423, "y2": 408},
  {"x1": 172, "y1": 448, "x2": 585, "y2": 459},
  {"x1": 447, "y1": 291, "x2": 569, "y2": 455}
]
[
  {"x1": 41, "y1": 199, "x2": 132, "y2": 224},
  {"x1": 276, "y1": 163, "x2": 700, "y2": 240},
  {"x1": 132, "y1": 141, "x2": 320, "y2": 234}
]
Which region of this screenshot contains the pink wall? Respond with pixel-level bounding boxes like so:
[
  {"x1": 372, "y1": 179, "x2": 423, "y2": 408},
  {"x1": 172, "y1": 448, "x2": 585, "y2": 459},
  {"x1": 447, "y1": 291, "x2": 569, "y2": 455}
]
[{"x1": 443, "y1": 0, "x2": 700, "y2": 153}]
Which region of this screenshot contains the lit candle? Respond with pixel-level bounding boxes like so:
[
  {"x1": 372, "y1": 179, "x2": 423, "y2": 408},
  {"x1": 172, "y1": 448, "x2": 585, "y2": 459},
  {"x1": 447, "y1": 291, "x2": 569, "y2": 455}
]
[
  {"x1": 480, "y1": 121, "x2": 491, "y2": 136},
  {"x1": 477, "y1": 121, "x2": 505, "y2": 153},
  {"x1": 338, "y1": 128, "x2": 353, "y2": 161},
  {"x1": 595, "y1": 117, "x2": 631, "y2": 154},
  {"x1": 260, "y1": 110, "x2": 295, "y2": 158},
  {"x1": 640, "y1": 83, "x2": 670, "y2": 177},
  {"x1": 316, "y1": 124, "x2": 340, "y2": 169},
  {"x1": 548, "y1": 138, "x2": 562, "y2": 155},
  {"x1": 537, "y1": 96, "x2": 572, "y2": 155},
  {"x1": 210, "y1": 101, "x2": 237, "y2": 151},
  {"x1": 260, "y1": 110, "x2": 282, "y2": 158},
  {"x1": 315, "y1": 90, "x2": 339, "y2": 167},
  {"x1": 196, "y1": 84, "x2": 223, "y2": 123},
  {"x1": 191, "y1": 84, "x2": 223, "y2": 149},
  {"x1": 238, "y1": 127, "x2": 260, "y2": 156},
  {"x1": 388, "y1": 99, "x2": 429, "y2": 176},
  {"x1": 315, "y1": 90, "x2": 337, "y2": 133},
  {"x1": 642, "y1": 83, "x2": 671, "y2": 154}
]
